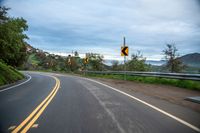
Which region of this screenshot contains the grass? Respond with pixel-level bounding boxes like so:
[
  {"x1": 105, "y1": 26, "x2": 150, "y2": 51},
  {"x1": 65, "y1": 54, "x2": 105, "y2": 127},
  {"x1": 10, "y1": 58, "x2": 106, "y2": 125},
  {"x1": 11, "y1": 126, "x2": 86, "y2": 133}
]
[
  {"x1": 85, "y1": 73, "x2": 200, "y2": 91},
  {"x1": 0, "y1": 61, "x2": 24, "y2": 86},
  {"x1": 28, "y1": 54, "x2": 40, "y2": 65},
  {"x1": 24, "y1": 70, "x2": 200, "y2": 91}
]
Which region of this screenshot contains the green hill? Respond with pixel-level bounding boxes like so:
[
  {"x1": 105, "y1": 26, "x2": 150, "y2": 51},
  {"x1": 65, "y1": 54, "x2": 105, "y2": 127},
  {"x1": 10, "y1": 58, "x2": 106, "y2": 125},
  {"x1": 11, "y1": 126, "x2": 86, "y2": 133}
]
[
  {"x1": 179, "y1": 53, "x2": 200, "y2": 68},
  {"x1": 0, "y1": 61, "x2": 24, "y2": 86},
  {"x1": 23, "y1": 44, "x2": 109, "y2": 72}
]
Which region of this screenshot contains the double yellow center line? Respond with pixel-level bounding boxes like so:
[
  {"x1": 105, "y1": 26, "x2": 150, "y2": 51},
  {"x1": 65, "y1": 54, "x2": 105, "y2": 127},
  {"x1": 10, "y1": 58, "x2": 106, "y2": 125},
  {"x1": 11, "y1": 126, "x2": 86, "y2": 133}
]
[{"x1": 12, "y1": 76, "x2": 60, "y2": 133}]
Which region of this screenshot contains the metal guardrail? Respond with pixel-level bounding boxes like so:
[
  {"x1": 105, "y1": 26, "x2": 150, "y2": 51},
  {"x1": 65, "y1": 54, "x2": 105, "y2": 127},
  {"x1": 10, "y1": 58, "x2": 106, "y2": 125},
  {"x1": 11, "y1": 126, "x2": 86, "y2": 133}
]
[{"x1": 84, "y1": 71, "x2": 200, "y2": 81}]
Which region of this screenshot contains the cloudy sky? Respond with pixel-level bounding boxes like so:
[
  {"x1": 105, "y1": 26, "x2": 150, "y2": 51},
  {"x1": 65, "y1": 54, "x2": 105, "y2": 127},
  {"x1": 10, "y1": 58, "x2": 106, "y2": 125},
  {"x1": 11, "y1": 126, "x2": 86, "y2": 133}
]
[{"x1": 1, "y1": 0, "x2": 200, "y2": 60}]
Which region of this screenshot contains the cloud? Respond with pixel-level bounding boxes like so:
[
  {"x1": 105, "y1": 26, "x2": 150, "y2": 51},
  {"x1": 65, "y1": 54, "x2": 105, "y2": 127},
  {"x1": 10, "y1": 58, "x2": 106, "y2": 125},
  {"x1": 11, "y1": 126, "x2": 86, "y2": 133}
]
[{"x1": 2, "y1": 0, "x2": 200, "y2": 60}]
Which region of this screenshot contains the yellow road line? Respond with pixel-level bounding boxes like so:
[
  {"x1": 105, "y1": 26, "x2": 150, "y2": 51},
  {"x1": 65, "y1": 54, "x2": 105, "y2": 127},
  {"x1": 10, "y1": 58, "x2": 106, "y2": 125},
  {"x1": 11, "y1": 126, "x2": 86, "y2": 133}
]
[
  {"x1": 12, "y1": 76, "x2": 60, "y2": 133},
  {"x1": 21, "y1": 80, "x2": 60, "y2": 133}
]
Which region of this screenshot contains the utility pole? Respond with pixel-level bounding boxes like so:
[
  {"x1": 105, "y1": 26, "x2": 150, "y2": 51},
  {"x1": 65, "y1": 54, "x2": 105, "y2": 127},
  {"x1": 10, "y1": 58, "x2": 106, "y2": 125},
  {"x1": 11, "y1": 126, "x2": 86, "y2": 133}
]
[
  {"x1": 68, "y1": 54, "x2": 72, "y2": 71},
  {"x1": 72, "y1": 50, "x2": 74, "y2": 57},
  {"x1": 121, "y1": 37, "x2": 128, "y2": 80},
  {"x1": 123, "y1": 37, "x2": 126, "y2": 80}
]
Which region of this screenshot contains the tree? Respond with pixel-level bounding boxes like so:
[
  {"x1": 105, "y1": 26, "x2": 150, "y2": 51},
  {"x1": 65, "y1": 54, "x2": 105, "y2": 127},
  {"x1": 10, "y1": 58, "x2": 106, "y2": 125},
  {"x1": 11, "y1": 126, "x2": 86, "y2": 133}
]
[
  {"x1": 127, "y1": 51, "x2": 149, "y2": 71},
  {"x1": 0, "y1": 6, "x2": 28, "y2": 67},
  {"x1": 74, "y1": 51, "x2": 79, "y2": 57},
  {"x1": 163, "y1": 43, "x2": 185, "y2": 73},
  {"x1": 86, "y1": 53, "x2": 104, "y2": 71},
  {"x1": 65, "y1": 55, "x2": 80, "y2": 72},
  {"x1": 0, "y1": 6, "x2": 9, "y2": 23},
  {"x1": 111, "y1": 60, "x2": 120, "y2": 71}
]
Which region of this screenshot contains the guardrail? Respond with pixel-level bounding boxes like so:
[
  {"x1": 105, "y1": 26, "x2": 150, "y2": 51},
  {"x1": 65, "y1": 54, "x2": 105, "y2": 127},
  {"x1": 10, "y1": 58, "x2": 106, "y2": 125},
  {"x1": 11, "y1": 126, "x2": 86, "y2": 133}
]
[{"x1": 84, "y1": 71, "x2": 200, "y2": 81}]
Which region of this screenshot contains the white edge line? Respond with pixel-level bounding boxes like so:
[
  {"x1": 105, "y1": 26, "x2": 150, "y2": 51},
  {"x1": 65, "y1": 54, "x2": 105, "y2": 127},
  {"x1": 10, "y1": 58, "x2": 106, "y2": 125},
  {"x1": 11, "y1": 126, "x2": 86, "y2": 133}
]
[
  {"x1": 84, "y1": 78, "x2": 200, "y2": 133},
  {"x1": 0, "y1": 74, "x2": 32, "y2": 93}
]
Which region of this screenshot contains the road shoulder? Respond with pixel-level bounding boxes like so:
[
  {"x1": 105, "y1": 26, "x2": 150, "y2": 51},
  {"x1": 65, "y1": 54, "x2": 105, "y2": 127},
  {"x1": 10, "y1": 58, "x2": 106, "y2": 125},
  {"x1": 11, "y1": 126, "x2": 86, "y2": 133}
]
[
  {"x1": 92, "y1": 78, "x2": 200, "y2": 112},
  {"x1": 0, "y1": 74, "x2": 30, "y2": 92}
]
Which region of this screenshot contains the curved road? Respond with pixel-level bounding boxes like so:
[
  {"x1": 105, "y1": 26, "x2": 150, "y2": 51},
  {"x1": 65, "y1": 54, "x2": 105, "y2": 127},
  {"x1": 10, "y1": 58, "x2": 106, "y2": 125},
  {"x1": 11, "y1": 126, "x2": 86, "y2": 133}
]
[{"x1": 0, "y1": 72, "x2": 199, "y2": 133}]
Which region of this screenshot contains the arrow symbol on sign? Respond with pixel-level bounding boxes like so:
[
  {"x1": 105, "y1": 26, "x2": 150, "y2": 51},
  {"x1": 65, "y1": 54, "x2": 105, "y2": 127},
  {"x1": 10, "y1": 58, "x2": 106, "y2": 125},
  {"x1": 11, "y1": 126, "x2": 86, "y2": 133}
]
[{"x1": 122, "y1": 46, "x2": 128, "y2": 56}]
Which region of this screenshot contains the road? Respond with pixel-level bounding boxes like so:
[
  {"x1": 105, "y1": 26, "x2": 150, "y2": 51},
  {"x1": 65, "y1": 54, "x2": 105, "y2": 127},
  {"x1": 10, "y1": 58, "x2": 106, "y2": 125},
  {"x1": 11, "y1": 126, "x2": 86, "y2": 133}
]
[{"x1": 0, "y1": 72, "x2": 199, "y2": 133}]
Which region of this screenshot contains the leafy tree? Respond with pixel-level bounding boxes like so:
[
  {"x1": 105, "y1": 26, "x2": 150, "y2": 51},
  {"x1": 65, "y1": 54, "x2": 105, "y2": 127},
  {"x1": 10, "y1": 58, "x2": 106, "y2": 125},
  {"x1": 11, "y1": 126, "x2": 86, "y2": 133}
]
[
  {"x1": 65, "y1": 55, "x2": 80, "y2": 72},
  {"x1": 0, "y1": 6, "x2": 28, "y2": 67},
  {"x1": 163, "y1": 43, "x2": 185, "y2": 73},
  {"x1": 0, "y1": 6, "x2": 9, "y2": 22},
  {"x1": 127, "y1": 51, "x2": 149, "y2": 71},
  {"x1": 70, "y1": 57, "x2": 79, "y2": 71},
  {"x1": 86, "y1": 53, "x2": 104, "y2": 71}
]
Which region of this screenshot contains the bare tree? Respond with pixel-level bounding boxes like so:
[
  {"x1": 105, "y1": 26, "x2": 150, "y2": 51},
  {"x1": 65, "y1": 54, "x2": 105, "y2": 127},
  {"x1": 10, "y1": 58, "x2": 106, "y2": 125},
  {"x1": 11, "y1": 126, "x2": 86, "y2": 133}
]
[{"x1": 163, "y1": 43, "x2": 185, "y2": 73}]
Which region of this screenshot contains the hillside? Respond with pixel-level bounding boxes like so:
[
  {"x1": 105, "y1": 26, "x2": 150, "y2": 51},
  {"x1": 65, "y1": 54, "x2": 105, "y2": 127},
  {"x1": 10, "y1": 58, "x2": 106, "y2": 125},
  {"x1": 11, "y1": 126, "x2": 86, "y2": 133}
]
[
  {"x1": 146, "y1": 53, "x2": 200, "y2": 68},
  {"x1": 0, "y1": 61, "x2": 24, "y2": 86},
  {"x1": 24, "y1": 49, "x2": 67, "y2": 71},
  {"x1": 179, "y1": 53, "x2": 200, "y2": 68},
  {"x1": 24, "y1": 44, "x2": 200, "y2": 73},
  {"x1": 148, "y1": 53, "x2": 200, "y2": 73},
  {"x1": 24, "y1": 44, "x2": 110, "y2": 72}
]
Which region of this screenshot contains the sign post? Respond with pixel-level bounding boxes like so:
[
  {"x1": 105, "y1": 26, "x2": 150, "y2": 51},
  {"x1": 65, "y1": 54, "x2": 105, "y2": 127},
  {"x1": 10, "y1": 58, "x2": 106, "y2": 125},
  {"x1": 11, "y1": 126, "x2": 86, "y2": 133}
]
[
  {"x1": 68, "y1": 55, "x2": 72, "y2": 71},
  {"x1": 84, "y1": 55, "x2": 89, "y2": 76},
  {"x1": 121, "y1": 37, "x2": 128, "y2": 80}
]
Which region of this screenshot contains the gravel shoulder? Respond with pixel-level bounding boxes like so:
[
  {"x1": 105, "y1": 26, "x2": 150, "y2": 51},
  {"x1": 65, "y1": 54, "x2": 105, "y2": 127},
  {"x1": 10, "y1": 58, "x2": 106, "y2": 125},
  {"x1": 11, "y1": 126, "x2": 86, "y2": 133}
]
[{"x1": 91, "y1": 77, "x2": 200, "y2": 113}]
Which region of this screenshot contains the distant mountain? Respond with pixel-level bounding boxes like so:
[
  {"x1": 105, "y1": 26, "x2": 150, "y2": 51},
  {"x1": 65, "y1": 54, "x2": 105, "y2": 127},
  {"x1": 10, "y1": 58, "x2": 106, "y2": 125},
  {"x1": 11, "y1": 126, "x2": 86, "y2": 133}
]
[
  {"x1": 104, "y1": 59, "x2": 166, "y2": 66},
  {"x1": 179, "y1": 53, "x2": 200, "y2": 68},
  {"x1": 147, "y1": 53, "x2": 200, "y2": 68},
  {"x1": 104, "y1": 53, "x2": 200, "y2": 68},
  {"x1": 104, "y1": 59, "x2": 123, "y2": 66},
  {"x1": 145, "y1": 60, "x2": 166, "y2": 66}
]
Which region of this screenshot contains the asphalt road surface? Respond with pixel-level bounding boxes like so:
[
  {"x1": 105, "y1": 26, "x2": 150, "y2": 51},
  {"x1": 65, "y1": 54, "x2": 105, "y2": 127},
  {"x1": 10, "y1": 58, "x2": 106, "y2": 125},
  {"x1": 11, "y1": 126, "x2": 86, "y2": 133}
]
[{"x1": 0, "y1": 72, "x2": 199, "y2": 133}]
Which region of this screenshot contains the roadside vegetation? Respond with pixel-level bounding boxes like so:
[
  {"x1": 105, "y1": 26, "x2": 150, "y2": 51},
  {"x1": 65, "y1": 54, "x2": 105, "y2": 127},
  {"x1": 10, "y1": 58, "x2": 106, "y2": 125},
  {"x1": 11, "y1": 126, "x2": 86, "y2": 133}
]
[
  {"x1": 82, "y1": 45, "x2": 199, "y2": 90},
  {"x1": 0, "y1": 61, "x2": 24, "y2": 86},
  {"x1": 25, "y1": 42, "x2": 200, "y2": 91},
  {"x1": 23, "y1": 46, "x2": 106, "y2": 72},
  {"x1": 85, "y1": 73, "x2": 200, "y2": 91},
  {"x1": 0, "y1": 6, "x2": 28, "y2": 86},
  {"x1": 0, "y1": 7, "x2": 28, "y2": 67}
]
